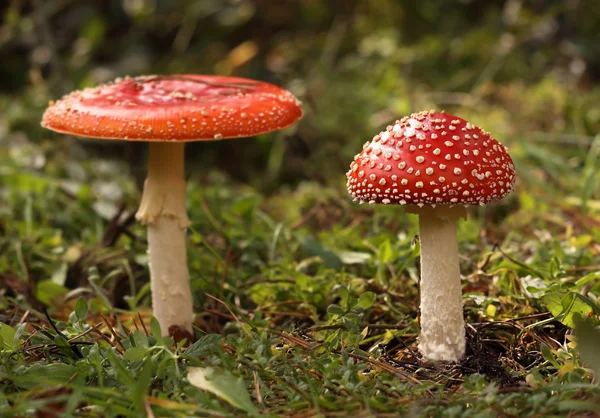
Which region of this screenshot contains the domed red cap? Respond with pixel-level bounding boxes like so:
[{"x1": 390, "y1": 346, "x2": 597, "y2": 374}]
[
  {"x1": 41, "y1": 75, "x2": 303, "y2": 141},
  {"x1": 346, "y1": 110, "x2": 516, "y2": 206}
]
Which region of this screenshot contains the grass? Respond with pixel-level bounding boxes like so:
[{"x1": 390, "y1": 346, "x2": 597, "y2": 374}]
[
  {"x1": 2, "y1": 0, "x2": 600, "y2": 416},
  {"x1": 1, "y1": 127, "x2": 600, "y2": 416}
]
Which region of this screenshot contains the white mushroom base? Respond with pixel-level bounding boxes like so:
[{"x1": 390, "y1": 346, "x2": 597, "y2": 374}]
[
  {"x1": 136, "y1": 142, "x2": 194, "y2": 338},
  {"x1": 407, "y1": 205, "x2": 467, "y2": 362},
  {"x1": 146, "y1": 217, "x2": 194, "y2": 336}
]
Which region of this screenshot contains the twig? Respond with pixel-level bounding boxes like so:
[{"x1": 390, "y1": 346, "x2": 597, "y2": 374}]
[
  {"x1": 196, "y1": 307, "x2": 236, "y2": 321},
  {"x1": 132, "y1": 317, "x2": 140, "y2": 332},
  {"x1": 255, "y1": 300, "x2": 304, "y2": 312},
  {"x1": 253, "y1": 371, "x2": 265, "y2": 409},
  {"x1": 261, "y1": 311, "x2": 311, "y2": 318},
  {"x1": 67, "y1": 323, "x2": 102, "y2": 343},
  {"x1": 389, "y1": 335, "x2": 420, "y2": 363},
  {"x1": 307, "y1": 323, "x2": 407, "y2": 332},
  {"x1": 272, "y1": 329, "x2": 420, "y2": 386},
  {"x1": 493, "y1": 244, "x2": 546, "y2": 279},
  {"x1": 90, "y1": 323, "x2": 123, "y2": 355},
  {"x1": 144, "y1": 397, "x2": 156, "y2": 418},
  {"x1": 203, "y1": 293, "x2": 252, "y2": 336},
  {"x1": 471, "y1": 312, "x2": 552, "y2": 328},
  {"x1": 345, "y1": 352, "x2": 420, "y2": 385},
  {"x1": 100, "y1": 314, "x2": 127, "y2": 354},
  {"x1": 138, "y1": 312, "x2": 149, "y2": 336}
]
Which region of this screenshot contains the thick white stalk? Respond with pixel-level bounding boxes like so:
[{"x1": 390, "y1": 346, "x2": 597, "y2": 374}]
[
  {"x1": 415, "y1": 206, "x2": 466, "y2": 362},
  {"x1": 136, "y1": 142, "x2": 193, "y2": 338}
]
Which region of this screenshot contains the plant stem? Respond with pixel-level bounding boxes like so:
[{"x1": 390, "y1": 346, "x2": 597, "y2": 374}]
[
  {"x1": 412, "y1": 205, "x2": 467, "y2": 362},
  {"x1": 136, "y1": 142, "x2": 193, "y2": 338}
]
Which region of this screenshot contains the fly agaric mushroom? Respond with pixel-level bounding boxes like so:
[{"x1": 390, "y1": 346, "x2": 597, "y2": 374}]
[
  {"x1": 42, "y1": 75, "x2": 302, "y2": 340},
  {"x1": 346, "y1": 110, "x2": 515, "y2": 362}
]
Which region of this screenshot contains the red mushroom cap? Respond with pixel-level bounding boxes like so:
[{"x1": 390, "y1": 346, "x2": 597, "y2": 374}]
[
  {"x1": 346, "y1": 110, "x2": 516, "y2": 207},
  {"x1": 41, "y1": 75, "x2": 303, "y2": 141}
]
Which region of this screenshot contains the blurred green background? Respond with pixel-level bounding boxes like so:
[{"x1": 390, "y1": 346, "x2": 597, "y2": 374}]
[{"x1": 2, "y1": 0, "x2": 599, "y2": 192}]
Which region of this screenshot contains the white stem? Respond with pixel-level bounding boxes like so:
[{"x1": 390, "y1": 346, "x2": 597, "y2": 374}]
[
  {"x1": 413, "y1": 206, "x2": 467, "y2": 362},
  {"x1": 136, "y1": 142, "x2": 193, "y2": 338}
]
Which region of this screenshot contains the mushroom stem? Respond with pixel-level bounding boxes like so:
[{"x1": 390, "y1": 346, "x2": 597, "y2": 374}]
[
  {"x1": 409, "y1": 205, "x2": 467, "y2": 362},
  {"x1": 136, "y1": 142, "x2": 194, "y2": 339}
]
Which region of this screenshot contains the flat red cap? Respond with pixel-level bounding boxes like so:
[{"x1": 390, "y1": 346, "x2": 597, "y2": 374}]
[
  {"x1": 42, "y1": 75, "x2": 303, "y2": 141},
  {"x1": 346, "y1": 110, "x2": 516, "y2": 206}
]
